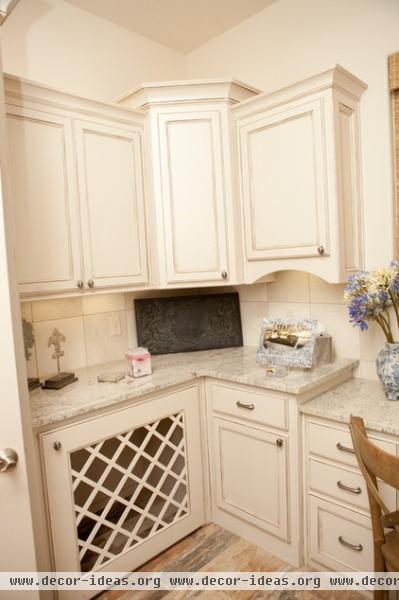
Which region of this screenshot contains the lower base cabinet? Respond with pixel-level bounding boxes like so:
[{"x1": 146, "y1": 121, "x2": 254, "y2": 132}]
[
  {"x1": 304, "y1": 415, "x2": 398, "y2": 572},
  {"x1": 38, "y1": 375, "x2": 397, "y2": 598},
  {"x1": 40, "y1": 384, "x2": 205, "y2": 599},
  {"x1": 206, "y1": 379, "x2": 301, "y2": 566}
]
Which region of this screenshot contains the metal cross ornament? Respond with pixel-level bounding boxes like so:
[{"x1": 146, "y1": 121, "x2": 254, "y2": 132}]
[{"x1": 48, "y1": 328, "x2": 66, "y2": 374}]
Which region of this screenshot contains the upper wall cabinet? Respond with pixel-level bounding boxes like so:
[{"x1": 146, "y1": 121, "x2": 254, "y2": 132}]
[
  {"x1": 116, "y1": 79, "x2": 259, "y2": 287},
  {"x1": 233, "y1": 66, "x2": 367, "y2": 283},
  {"x1": 74, "y1": 120, "x2": 147, "y2": 289},
  {"x1": 5, "y1": 76, "x2": 149, "y2": 298}
]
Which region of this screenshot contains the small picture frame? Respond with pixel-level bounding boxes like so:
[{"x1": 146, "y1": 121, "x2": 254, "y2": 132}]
[{"x1": 257, "y1": 318, "x2": 319, "y2": 369}]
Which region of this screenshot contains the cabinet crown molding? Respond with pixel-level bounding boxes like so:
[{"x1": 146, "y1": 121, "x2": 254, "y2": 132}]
[
  {"x1": 115, "y1": 78, "x2": 261, "y2": 110},
  {"x1": 233, "y1": 64, "x2": 367, "y2": 119},
  {"x1": 4, "y1": 74, "x2": 145, "y2": 126}
]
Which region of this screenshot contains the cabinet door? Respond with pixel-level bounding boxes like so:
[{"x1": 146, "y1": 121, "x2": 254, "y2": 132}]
[
  {"x1": 6, "y1": 107, "x2": 82, "y2": 294},
  {"x1": 157, "y1": 110, "x2": 228, "y2": 283},
  {"x1": 237, "y1": 99, "x2": 329, "y2": 261},
  {"x1": 211, "y1": 416, "x2": 289, "y2": 541},
  {"x1": 74, "y1": 120, "x2": 148, "y2": 289},
  {"x1": 40, "y1": 385, "x2": 205, "y2": 590}
]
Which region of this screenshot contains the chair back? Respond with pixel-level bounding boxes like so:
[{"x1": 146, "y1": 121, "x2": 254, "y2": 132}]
[
  {"x1": 349, "y1": 415, "x2": 399, "y2": 573},
  {"x1": 350, "y1": 416, "x2": 399, "y2": 493}
]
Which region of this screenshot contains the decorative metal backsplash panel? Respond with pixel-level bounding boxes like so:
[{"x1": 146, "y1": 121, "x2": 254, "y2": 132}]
[{"x1": 135, "y1": 293, "x2": 243, "y2": 355}]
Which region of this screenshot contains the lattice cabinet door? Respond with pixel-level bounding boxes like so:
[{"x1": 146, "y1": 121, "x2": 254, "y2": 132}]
[{"x1": 40, "y1": 384, "x2": 205, "y2": 584}]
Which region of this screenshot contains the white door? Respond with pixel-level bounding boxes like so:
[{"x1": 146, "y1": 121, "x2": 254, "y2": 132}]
[
  {"x1": 6, "y1": 106, "x2": 82, "y2": 295},
  {"x1": 0, "y1": 10, "x2": 40, "y2": 588},
  {"x1": 238, "y1": 98, "x2": 329, "y2": 261},
  {"x1": 211, "y1": 417, "x2": 289, "y2": 541},
  {"x1": 74, "y1": 120, "x2": 148, "y2": 290},
  {"x1": 157, "y1": 110, "x2": 229, "y2": 284},
  {"x1": 41, "y1": 385, "x2": 205, "y2": 598}
]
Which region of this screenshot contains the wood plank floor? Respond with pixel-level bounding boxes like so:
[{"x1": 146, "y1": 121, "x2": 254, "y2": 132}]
[{"x1": 97, "y1": 524, "x2": 366, "y2": 599}]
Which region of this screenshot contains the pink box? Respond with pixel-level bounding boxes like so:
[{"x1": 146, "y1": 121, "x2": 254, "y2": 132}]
[{"x1": 125, "y1": 347, "x2": 152, "y2": 378}]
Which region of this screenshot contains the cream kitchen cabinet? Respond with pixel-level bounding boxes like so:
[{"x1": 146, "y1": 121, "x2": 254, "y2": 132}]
[
  {"x1": 206, "y1": 379, "x2": 301, "y2": 566},
  {"x1": 7, "y1": 105, "x2": 82, "y2": 295},
  {"x1": 5, "y1": 75, "x2": 149, "y2": 297},
  {"x1": 303, "y1": 415, "x2": 397, "y2": 572},
  {"x1": 116, "y1": 79, "x2": 258, "y2": 287},
  {"x1": 74, "y1": 119, "x2": 148, "y2": 290},
  {"x1": 40, "y1": 383, "x2": 205, "y2": 599},
  {"x1": 234, "y1": 65, "x2": 367, "y2": 284}
]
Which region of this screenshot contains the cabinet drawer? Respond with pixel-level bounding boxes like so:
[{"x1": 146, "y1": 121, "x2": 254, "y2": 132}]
[
  {"x1": 208, "y1": 381, "x2": 287, "y2": 430},
  {"x1": 309, "y1": 496, "x2": 373, "y2": 571},
  {"x1": 309, "y1": 458, "x2": 396, "y2": 512},
  {"x1": 307, "y1": 420, "x2": 396, "y2": 468}
]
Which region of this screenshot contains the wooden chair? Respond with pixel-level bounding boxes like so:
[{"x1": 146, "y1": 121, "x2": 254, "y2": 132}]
[{"x1": 349, "y1": 416, "x2": 399, "y2": 600}]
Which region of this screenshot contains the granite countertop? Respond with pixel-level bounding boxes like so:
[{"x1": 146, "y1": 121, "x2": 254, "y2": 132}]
[
  {"x1": 30, "y1": 346, "x2": 357, "y2": 429},
  {"x1": 300, "y1": 378, "x2": 399, "y2": 436}
]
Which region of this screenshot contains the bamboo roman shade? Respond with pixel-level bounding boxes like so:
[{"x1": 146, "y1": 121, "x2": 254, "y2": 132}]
[{"x1": 389, "y1": 53, "x2": 399, "y2": 253}]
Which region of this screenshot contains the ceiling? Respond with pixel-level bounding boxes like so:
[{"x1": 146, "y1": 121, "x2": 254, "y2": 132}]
[{"x1": 64, "y1": 0, "x2": 277, "y2": 54}]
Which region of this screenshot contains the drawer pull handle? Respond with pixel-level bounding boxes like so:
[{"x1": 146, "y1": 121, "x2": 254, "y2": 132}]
[
  {"x1": 338, "y1": 536, "x2": 363, "y2": 552},
  {"x1": 336, "y1": 442, "x2": 355, "y2": 455},
  {"x1": 236, "y1": 401, "x2": 255, "y2": 411},
  {"x1": 337, "y1": 480, "x2": 362, "y2": 495}
]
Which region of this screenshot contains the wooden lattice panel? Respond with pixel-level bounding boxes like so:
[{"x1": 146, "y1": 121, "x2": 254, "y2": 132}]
[{"x1": 69, "y1": 412, "x2": 189, "y2": 572}]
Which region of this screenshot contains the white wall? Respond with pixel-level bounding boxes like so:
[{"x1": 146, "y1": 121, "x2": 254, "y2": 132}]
[
  {"x1": 186, "y1": 0, "x2": 399, "y2": 270},
  {"x1": 185, "y1": 0, "x2": 399, "y2": 378},
  {"x1": 1, "y1": 0, "x2": 186, "y2": 101}
]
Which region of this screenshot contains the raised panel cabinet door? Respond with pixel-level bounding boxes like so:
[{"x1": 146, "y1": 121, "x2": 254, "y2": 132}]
[
  {"x1": 157, "y1": 110, "x2": 228, "y2": 283},
  {"x1": 40, "y1": 385, "x2": 205, "y2": 597},
  {"x1": 6, "y1": 106, "x2": 82, "y2": 294},
  {"x1": 211, "y1": 417, "x2": 289, "y2": 541},
  {"x1": 238, "y1": 99, "x2": 329, "y2": 261},
  {"x1": 74, "y1": 120, "x2": 148, "y2": 289}
]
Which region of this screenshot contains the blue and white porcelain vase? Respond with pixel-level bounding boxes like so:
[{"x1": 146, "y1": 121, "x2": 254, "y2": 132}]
[{"x1": 376, "y1": 343, "x2": 399, "y2": 400}]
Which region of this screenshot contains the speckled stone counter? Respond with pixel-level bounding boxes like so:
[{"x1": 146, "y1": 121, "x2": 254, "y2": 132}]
[
  {"x1": 30, "y1": 346, "x2": 357, "y2": 429},
  {"x1": 300, "y1": 378, "x2": 399, "y2": 436}
]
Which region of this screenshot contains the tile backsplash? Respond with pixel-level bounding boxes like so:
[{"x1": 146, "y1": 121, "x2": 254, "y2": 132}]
[
  {"x1": 22, "y1": 284, "x2": 268, "y2": 379},
  {"x1": 22, "y1": 292, "x2": 135, "y2": 379},
  {"x1": 21, "y1": 272, "x2": 386, "y2": 381},
  {"x1": 246, "y1": 271, "x2": 387, "y2": 381}
]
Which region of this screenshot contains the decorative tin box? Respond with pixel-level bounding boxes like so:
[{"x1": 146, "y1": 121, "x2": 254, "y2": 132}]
[{"x1": 256, "y1": 318, "x2": 332, "y2": 369}]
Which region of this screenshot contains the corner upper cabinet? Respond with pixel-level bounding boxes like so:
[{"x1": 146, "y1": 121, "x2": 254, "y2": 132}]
[
  {"x1": 116, "y1": 80, "x2": 259, "y2": 287},
  {"x1": 5, "y1": 76, "x2": 149, "y2": 297},
  {"x1": 234, "y1": 66, "x2": 367, "y2": 283}
]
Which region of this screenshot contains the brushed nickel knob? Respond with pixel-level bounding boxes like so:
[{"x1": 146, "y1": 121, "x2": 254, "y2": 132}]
[
  {"x1": 77, "y1": 280, "x2": 84, "y2": 289},
  {"x1": 87, "y1": 279, "x2": 94, "y2": 288},
  {"x1": 0, "y1": 448, "x2": 18, "y2": 472},
  {"x1": 276, "y1": 438, "x2": 284, "y2": 447},
  {"x1": 53, "y1": 441, "x2": 62, "y2": 451},
  {"x1": 317, "y1": 245, "x2": 325, "y2": 255},
  {"x1": 221, "y1": 271, "x2": 228, "y2": 280}
]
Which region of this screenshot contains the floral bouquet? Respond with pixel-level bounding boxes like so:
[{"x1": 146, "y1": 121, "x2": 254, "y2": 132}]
[
  {"x1": 345, "y1": 261, "x2": 399, "y2": 399},
  {"x1": 344, "y1": 261, "x2": 399, "y2": 342}
]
